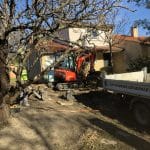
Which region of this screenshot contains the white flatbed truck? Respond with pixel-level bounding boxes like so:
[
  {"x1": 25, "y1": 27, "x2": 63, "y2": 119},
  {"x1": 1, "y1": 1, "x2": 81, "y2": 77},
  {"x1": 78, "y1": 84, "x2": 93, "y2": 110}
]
[{"x1": 102, "y1": 68, "x2": 150, "y2": 126}]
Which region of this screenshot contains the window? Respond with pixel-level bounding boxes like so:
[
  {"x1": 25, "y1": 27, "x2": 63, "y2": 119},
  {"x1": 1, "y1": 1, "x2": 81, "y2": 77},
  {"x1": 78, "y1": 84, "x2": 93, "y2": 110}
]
[
  {"x1": 61, "y1": 55, "x2": 75, "y2": 70},
  {"x1": 91, "y1": 30, "x2": 99, "y2": 37},
  {"x1": 55, "y1": 52, "x2": 75, "y2": 70},
  {"x1": 88, "y1": 29, "x2": 99, "y2": 39}
]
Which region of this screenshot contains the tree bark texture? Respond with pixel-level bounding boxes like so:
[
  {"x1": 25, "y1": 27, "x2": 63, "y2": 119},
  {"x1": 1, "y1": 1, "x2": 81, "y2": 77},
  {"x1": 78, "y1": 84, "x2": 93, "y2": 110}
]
[{"x1": 0, "y1": 41, "x2": 10, "y2": 123}]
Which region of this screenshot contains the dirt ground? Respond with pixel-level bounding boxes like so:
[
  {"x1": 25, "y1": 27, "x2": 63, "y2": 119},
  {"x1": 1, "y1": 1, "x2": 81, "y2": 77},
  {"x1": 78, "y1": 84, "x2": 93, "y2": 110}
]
[{"x1": 0, "y1": 85, "x2": 150, "y2": 150}]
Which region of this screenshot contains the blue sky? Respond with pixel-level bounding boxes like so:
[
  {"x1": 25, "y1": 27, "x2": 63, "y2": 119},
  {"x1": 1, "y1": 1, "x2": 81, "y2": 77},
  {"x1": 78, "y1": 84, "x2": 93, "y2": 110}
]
[
  {"x1": 121, "y1": 2, "x2": 150, "y2": 36},
  {"x1": 1, "y1": 0, "x2": 149, "y2": 36}
]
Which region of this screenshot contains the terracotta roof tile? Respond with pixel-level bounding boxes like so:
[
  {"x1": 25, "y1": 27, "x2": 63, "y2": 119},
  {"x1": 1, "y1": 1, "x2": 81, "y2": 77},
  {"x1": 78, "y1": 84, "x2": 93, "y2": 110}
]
[
  {"x1": 114, "y1": 34, "x2": 150, "y2": 44},
  {"x1": 35, "y1": 40, "x2": 69, "y2": 52}
]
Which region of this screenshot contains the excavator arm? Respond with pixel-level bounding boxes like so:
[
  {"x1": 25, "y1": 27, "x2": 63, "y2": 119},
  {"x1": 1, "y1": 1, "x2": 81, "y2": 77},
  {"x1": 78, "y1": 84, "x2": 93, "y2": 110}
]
[{"x1": 76, "y1": 52, "x2": 95, "y2": 76}]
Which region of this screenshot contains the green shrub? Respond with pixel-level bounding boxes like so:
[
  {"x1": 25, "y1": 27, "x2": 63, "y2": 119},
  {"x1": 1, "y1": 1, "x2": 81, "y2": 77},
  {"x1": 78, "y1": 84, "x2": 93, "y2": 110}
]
[{"x1": 128, "y1": 57, "x2": 150, "y2": 72}]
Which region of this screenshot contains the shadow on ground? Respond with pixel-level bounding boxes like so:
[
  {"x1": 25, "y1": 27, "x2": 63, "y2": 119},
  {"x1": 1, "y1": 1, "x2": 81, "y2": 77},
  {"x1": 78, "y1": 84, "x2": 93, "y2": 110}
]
[
  {"x1": 2, "y1": 107, "x2": 149, "y2": 150},
  {"x1": 0, "y1": 89, "x2": 150, "y2": 150},
  {"x1": 0, "y1": 101, "x2": 92, "y2": 150},
  {"x1": 88, "y1": 118, "x2": 150, "y2": 150},
  {"x1": 74, "y1": 90, "x2": 150, "y2": 133}
]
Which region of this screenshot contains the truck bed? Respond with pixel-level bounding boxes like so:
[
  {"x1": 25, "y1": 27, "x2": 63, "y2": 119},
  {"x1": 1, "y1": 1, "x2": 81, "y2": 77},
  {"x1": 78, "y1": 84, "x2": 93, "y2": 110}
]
[
  {"x1": 103, "y1": 79, "x2": 150, "y2": 99},
  {"x1": 102, "y1": 70, "x2": 150, "y2": 99}
]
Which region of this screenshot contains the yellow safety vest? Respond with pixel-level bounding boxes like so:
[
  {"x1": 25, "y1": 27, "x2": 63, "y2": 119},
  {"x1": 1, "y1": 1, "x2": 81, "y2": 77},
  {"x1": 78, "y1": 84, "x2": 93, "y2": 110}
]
[{"x1": 21, "y1": 69, "x2": 28, "y2": 81}]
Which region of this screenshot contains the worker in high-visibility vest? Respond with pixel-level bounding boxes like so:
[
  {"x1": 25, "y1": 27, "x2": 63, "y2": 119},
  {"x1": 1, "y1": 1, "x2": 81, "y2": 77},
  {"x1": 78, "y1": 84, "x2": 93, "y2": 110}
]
[{"x1": 21, "y1": 67, "x2": 28, "y2": 82}]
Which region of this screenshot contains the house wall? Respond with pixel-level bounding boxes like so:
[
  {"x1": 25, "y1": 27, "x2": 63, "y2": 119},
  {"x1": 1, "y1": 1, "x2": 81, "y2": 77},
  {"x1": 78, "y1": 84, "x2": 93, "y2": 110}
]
[
  {"x1": 86, "y1": 31, "x2": 109, "y2": 47},
  {"x1": 94, "y1": 52, "x2": 104, "y2": 71},
  {"x1": 41, "y1": 55, "x2": 55, "y2": 70},
  {"x1": 68, "y1": 28, "x2": 108, "y2": 47},
  {"x1": 118, "y1": 41, "x2": 150, "y2": 71},
  {"x1": 123, "y1": 41, "x2": 143, "y2": 63},
  {"x1": 141, "y1": 44, "x2": 150, "y2": 57},
  {"x1": 113, "y1": 52, "x2": 127, "y2": 73},
  {"x1": 94, "y1": 51, "x2": 127, "y2": 74},
  {"x1": 68, "y1": 28, "x2": 86, "y2": 46}
]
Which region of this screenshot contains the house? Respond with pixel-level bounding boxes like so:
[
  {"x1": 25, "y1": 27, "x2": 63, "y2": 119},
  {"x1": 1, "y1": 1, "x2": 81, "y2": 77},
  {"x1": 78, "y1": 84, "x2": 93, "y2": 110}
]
[
  {"x1": 27, "y1": 25, "x2": 124, "y2": 80},
  {"x1": 56, "y1": 24, "x2": 123, "y2": 72},
  {"x1": 114, "y1": 27, "x2": 150, "y2": 73}
]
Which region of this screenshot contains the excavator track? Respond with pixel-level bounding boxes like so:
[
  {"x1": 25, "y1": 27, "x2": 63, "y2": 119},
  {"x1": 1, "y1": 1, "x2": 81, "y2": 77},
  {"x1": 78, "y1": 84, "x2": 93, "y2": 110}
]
[{"x1": 55, "y1": 78, "x2": 100, "y2": 91}]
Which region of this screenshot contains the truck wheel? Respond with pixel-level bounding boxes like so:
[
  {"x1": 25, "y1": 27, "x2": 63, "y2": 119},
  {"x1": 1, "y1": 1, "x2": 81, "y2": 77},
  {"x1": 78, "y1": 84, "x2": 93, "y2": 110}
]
[{"x1": 133, "y1": 102, "x2": 150, "y2": 127}]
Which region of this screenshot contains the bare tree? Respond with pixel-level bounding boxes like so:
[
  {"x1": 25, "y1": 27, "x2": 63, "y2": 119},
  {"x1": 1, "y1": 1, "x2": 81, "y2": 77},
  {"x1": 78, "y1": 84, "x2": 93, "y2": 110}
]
[
  {"x1": 128, "y1": 0, "x2": 150, "y2": 34},
  {"x1": 0, "y1": 0, "x2": 129, "y2": 122},
  {"x1": 99, "y1": 9, "x2": 131, "y2": 72}
]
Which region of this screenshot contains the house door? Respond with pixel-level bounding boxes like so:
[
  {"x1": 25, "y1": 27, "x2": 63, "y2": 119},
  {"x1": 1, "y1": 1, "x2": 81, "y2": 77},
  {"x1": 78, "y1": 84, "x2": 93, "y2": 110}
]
[{"x1": 103, "y1": 53, "x2": 111, "y2": 67}]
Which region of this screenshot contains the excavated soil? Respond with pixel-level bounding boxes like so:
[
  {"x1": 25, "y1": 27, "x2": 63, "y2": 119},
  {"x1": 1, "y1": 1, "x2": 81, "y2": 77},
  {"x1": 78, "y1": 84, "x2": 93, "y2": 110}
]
[{"x1": 0, "y1": 85, "x2": 150, "y2": 150}]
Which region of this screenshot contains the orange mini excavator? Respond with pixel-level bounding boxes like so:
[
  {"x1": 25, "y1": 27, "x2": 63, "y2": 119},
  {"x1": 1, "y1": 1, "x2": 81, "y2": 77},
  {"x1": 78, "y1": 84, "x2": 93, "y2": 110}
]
[{"x1": 54, "y1": 50, "x2": 96, "y2": 90}]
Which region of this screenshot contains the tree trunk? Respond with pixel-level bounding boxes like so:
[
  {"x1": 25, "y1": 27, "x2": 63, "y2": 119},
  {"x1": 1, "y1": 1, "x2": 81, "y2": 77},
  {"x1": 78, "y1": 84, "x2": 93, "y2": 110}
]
[
  {"x1": 108, "y1": 42, "x2": 113, "y2": 67},
  {"x1": 108, "y1": 42, "x2": 113, "y2": 73},
  {"x1": 0, "y1": 41, "x2": 10, "y2": 123}
]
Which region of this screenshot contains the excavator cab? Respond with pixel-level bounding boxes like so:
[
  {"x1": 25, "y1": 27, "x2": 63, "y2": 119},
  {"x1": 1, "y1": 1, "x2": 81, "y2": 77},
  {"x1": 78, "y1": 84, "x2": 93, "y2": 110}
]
[{"x1": 54, "y1": 52, "x2": 77, "y2": 82}]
